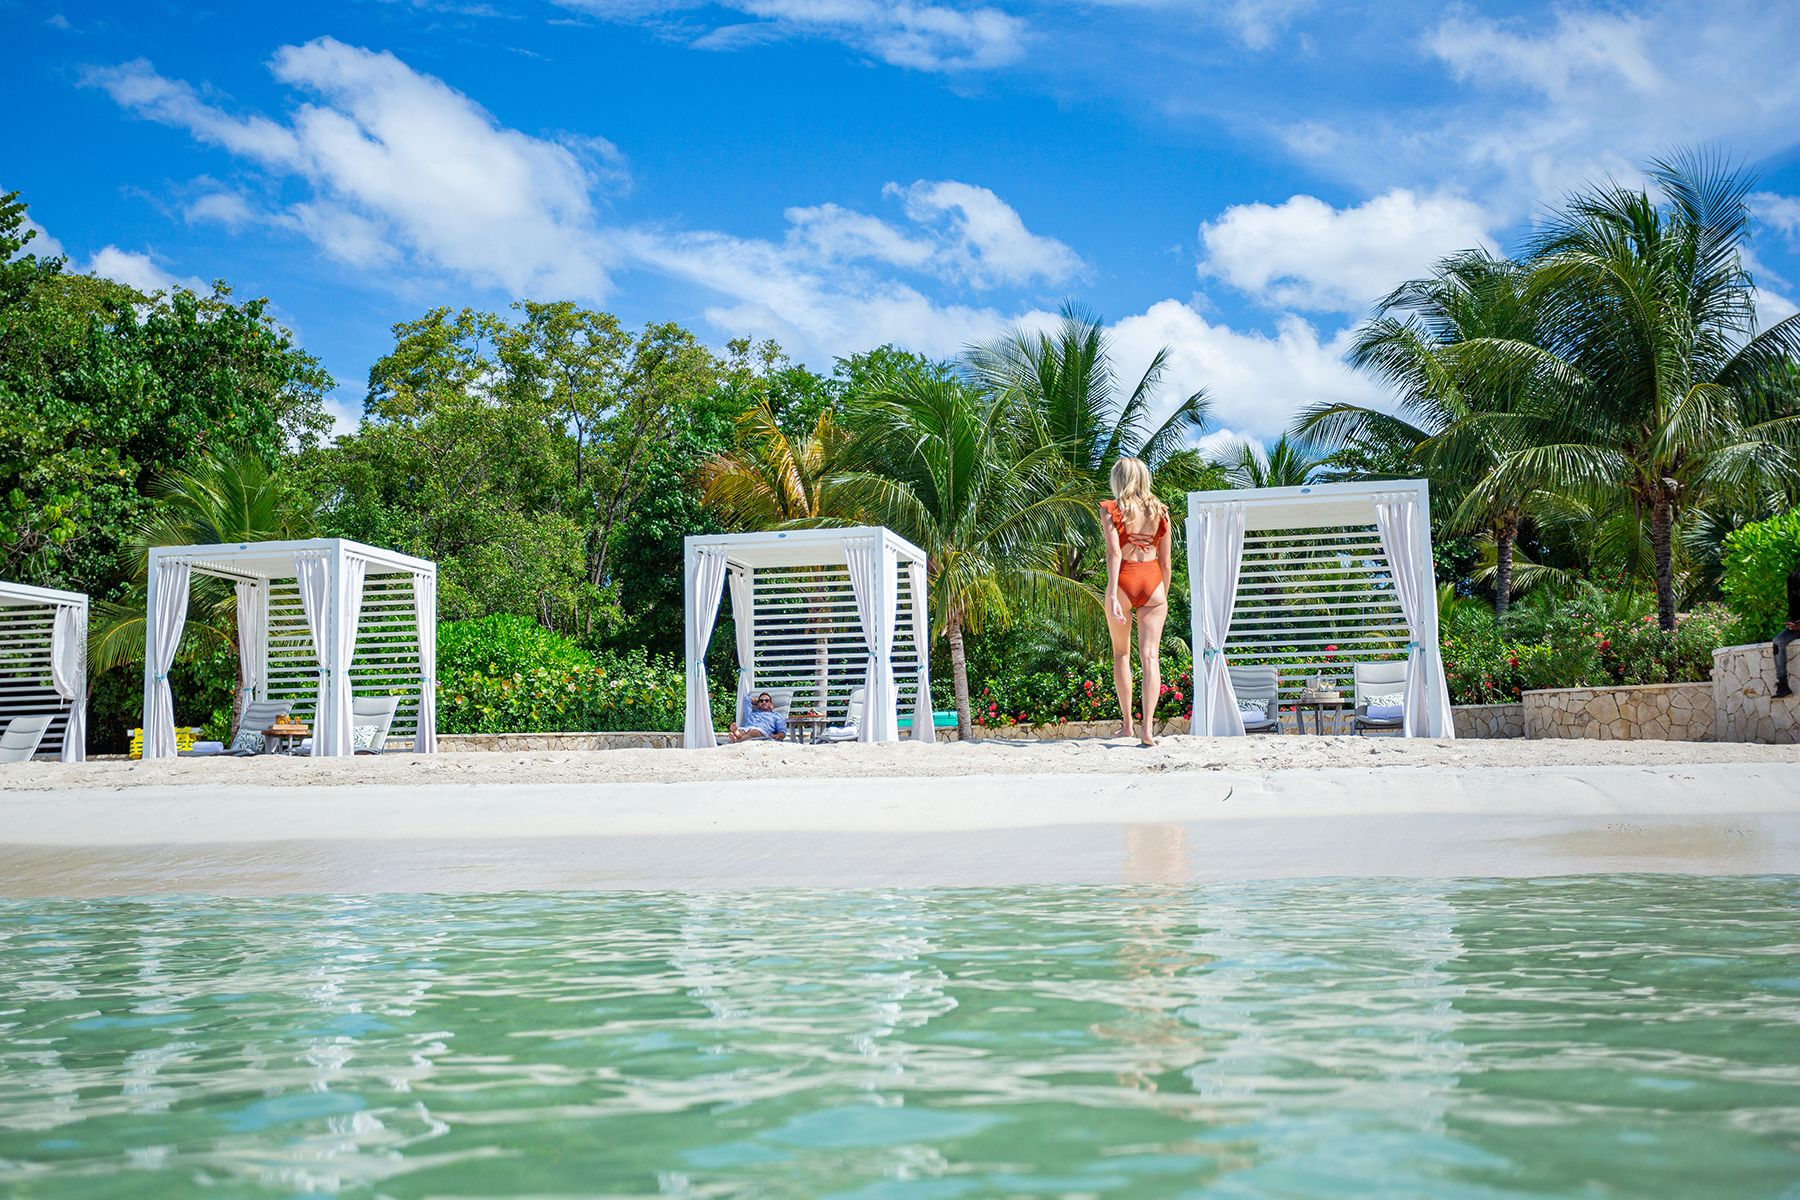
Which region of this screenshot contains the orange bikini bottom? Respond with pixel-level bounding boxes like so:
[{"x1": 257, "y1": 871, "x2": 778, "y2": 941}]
[{"x1": 1117, "y1": 559, "x2": 1164, "y2": 609}]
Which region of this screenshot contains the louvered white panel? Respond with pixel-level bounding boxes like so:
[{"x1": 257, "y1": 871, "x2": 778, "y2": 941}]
[
  {"x1": 1226, "y1": 524, "x2": 1408, "y2": 702},
  {"x1": 746, "y1": 561, "x2": 924, "y2": 725},
  {"x1": 263, "y1": 575, "x2": 424, "y2": 743},
  {"x1": 0, "y1": 604, "x2": 70, "y2": 759}
]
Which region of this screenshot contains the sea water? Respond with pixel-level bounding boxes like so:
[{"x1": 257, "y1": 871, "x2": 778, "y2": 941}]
[{"x1": 0, "y1": 877, "x2": 1796, "y2": 1197}]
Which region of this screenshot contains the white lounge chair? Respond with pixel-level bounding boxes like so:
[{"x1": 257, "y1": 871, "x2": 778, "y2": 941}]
[
  {"x1": 0, "y1": 715, "x2": 53, "y2": 763},
  {"x1": 353, "y1": 695, "x2": 400, "y2": 752},
  {"x1": 227, "y1": 699, "x2": 292, "y2": 755},
  {"x1": 821, "y1": 686, "x2": 864, "y2": 743},
  {"x1": 1227, "y1": 665, "x2": 1283, "y2": 734},
  {"x1": 1352, "y1": 660, "x2": 1408, "y2": 736}
]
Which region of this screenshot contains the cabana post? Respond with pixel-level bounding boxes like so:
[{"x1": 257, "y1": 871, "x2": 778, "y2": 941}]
[
  {"x1": 141, "y1": 538, "x2": 437, "y2": 758},
  {"x1": 683, "y1": 527, "x2": 932, "y2": 749},
  {"x1": 1186, "y1": 480, "x2": 1454, "y2": 738},
  {"x1": 0, "y1": 581, "x2": 88, "y2": 762}
]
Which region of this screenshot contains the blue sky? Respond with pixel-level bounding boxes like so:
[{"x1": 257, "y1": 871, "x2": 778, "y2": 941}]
[{"x1": 7, "y1": 0, "x2": 1800, "y2": 444}]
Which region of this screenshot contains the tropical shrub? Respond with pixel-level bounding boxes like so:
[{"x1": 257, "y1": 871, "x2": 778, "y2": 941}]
[
  {"x1": 1720, "y1": 509, "x2": 1800, "y2": 642},
  {"x1": 439, "y1": 645, "x2": 688, "y2": 734},
  {"x1": 439, "y1": 613, "x2": 595, "y2": 681}
]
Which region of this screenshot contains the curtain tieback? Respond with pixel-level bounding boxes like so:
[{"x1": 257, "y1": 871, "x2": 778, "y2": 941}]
[
  {"x1": 1405, "y1": 641, "x2": 1421, "y2": 652},
  {"x1": 153, "y1": 672, "x2": 168, "y2": 682},
  {"x1": 1202, "y1": 647, "x2": 1222, "y2": 661}
]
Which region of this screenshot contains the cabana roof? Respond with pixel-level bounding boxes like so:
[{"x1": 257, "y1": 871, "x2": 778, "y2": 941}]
[
  {"x1": 150, "y1": 538, "x2": 433, "y2": 581},
  {"x1": 685, "y1": 526, "x2": 928, "y2": 570},
  {"x1": 0, "y1": 581, "x2": 87, "y2": 608},
  {"x1": 1191, "y1": 479, "x2": 1430, "y2": 532}
]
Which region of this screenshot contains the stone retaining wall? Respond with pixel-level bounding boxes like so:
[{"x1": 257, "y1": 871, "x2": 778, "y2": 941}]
[
  {"x1": 1522, "y1": 681, "x2": 1714, "y2": 741},
  {"x1": 1453, "y1": 704, "x2": 1526, "y2": 739},
  {"x1": 1712, "y1": 641, "x2": 1800, "y2": 745}
]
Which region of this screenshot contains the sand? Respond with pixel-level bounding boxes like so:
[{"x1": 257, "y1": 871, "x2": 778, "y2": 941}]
[
  {"x1": 3, "y1": 733, "x2": 1796, "y2": 792},
  {"x1": 2, "y1": 737, "x2": 1796, "y2": 896}
]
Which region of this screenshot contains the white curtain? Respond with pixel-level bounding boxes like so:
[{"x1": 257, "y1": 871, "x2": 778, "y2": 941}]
[
  {"x1": 320, "y1": 555, "x2": 368, "y2": 757},
  {"x1": 294, "y1": 552, "x2": 332, "y2": 754},
  {"x1": 684, "y1": 547, "x2": 729, "y2": 748},
  {"x1": 728, "y1": 566, "x2": 754, "y2": 725},
  {"x1": 1374, "y1": 493, "x2": 1454, "y2": 738},
  {"x1": 143, "y1": 559, "x2": 191, "y2": 759},
  {"x1": 906, "y1": 557, "x2": 934, "y2": 743},
  {"x1": 234, "y1": 581, "x2": 264, "y2": 712},
  {"x1": 846, "y1": 539, "x2": 900, "y2": 742},
  {"x1": 1190, "y1": 502, "x2": 1248, "y2": 736},
  {"x1": 413, "y1": 570, "x2": 437, "y2": 753},
  {"x1": 51, "y1": 603, "x2": 85, "y2": 763}
]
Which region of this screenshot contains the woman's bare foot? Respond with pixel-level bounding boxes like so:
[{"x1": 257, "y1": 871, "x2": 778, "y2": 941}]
[
  {"x1": 1116, "y1": 723, "x2": 1135, "y2": 739},
  {"x1": 1139, "y1": 733, "x2": 1156, "y2": 747}
]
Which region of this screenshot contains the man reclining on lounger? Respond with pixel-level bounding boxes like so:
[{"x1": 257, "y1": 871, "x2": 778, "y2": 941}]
[{"x1": 729, "y1": 691, "x2": 787, "y2": 743}]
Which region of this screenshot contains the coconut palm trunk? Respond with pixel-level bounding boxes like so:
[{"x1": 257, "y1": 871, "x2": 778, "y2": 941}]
[{"x1": 946, "y1": 606, "x2": 972, "y2": 739}]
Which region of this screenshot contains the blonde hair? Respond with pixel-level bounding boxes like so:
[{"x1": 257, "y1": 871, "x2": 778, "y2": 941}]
[{"x1": 1109, "y1": 457, "x2": 1167, "y2": 529}]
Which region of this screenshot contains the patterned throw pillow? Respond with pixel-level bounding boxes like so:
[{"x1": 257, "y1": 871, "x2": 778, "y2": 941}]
[
  {"x1": 1237, "y1": 698, "x2": 1270, "y2": 715},
  {"x1": 352, "y1": 723, "x2": 381, "y2": 752},
  {"x1": 230, "y1": 727, "x2": 266, "y2": 754},
  {"x1": 1367, "y1": 692, "x2": 1404, "y2": 708}
]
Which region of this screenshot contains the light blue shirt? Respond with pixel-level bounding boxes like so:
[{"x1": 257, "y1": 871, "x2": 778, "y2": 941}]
[{"x1": 742, "y1": 707, "x2": 786, "y2": 737}]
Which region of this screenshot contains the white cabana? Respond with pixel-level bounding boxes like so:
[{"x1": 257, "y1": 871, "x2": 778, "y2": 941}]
[
  {"x1": 143, "y1": 539, "x2": 437, "y2": 759},
  {"x1": 684, "y1": 527, "x2": 933, "y2": 749},
  {"x1": 0, "y1": 581, "x2": 88, "y2": 762},
  {"x1": 1186, "y1": 479, "x2": 1454, "y2": 738}
]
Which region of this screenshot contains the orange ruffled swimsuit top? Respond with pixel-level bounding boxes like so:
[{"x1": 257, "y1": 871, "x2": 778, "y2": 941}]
[{"x1": 1101, "y1": 499, "x2": 1168, "y2": 609}]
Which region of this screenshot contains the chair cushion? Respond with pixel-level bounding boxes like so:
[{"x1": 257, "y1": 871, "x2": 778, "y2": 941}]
[
  {"x1": 230, "y1": 728, "x2": 267, "y2": 754},
  {"x1": 352, "y1": 723, "x2": 381, "y2": 752},
  {"x1": 1365, "y1": 703, "x2": 1404, "y2": 722},
  {"x1": 1242, "y1": 711, "x2": 1277, "y2": 729}
]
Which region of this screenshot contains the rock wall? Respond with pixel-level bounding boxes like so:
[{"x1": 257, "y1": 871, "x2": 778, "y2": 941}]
[
  {"x1": 1522, "y1": 682, "x2": 1714, "y2": 741},
  {"x1": 1453, "y1": 704, "x2": 1526, "y2": 738},
  {"x1": 1712, "y1": 641, "x2": 1800, "y2": 745}
]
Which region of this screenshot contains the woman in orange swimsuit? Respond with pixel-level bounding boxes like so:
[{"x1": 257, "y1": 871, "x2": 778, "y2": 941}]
[{"x1": 1100, "y1": 457, "x2": 1171, "y2": 747}]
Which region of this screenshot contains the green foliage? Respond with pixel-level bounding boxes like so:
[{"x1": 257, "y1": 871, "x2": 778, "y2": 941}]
[
  {"x1": 439, "y1": 614, "x2": 596, "y2": 681},
  {"x1": 0, "y1": 194, "x2": 331, "y2": 597},
  {"x1": 1720, "y1": 509, "x2": 1800, "y2": 641},
  {"x1": 434, "y1": 614, "x2": 717, "y2": 733}
]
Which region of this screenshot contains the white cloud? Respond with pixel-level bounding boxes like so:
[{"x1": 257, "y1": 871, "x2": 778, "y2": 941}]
[
  {"x1": 16, "y1": 217, "x2": 66, "y2": 260},
  {"x1": 557, "y1": 0, "x2": 1026, "y2": 71},
  {"x1": 88, "y1": 38, "x2": 618, "y2": 298},
  {"x1": 1750, "y1": 192, "x2": 1800, "y2": 246},
  {"x1": 1284, "y1": 2, "x2": 1800, "y2": 217},
  {"x1": 889, "y1": 179, "x2": 1085, "y2": 288},
  {"x1": 619, "y1": 224, "x2": 1010, "y2": 362},
  {"x1": 82, "y1": 246, "x2": 207, "y2": 294},
  {"x1": 1108, "y1": 299, "x2": 1389, "y2": 442},
  {"x1": 1199, "y1": 189, "x2": 1495, "y2": 315}
]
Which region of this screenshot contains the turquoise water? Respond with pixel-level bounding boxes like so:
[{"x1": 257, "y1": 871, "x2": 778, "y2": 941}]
[{"x1": 1, "y1": 878, "x2": 1797, "y2": 1198}]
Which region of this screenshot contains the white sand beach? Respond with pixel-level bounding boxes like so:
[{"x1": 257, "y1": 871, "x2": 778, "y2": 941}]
[{"x1": 3, "y1": 737, "x2": 1796, "y2": 896}]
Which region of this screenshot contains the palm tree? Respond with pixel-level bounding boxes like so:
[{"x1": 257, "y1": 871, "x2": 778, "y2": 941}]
[
  {"x1": 967, "y1": 306, "x2": 1216, "y2": 578},
  {"x1": 1461, "y1": 153, "x2": 1800, "y2": 630},
  {"x1": 699, "y1": 400, "x2": 858, "y2": 526},
  {"x1": 1213, "y1": 434, "x2": 1328, "y2": 490},
  {"x1": 91, "y1": 451, "x2": 314, "y2": 723},
  {"x1": 1296, "y1": 251, "x2": 1550, "y2": 614},
  {"x1": 836, "y1": 365, "x2": 1092, "y2": 738}
]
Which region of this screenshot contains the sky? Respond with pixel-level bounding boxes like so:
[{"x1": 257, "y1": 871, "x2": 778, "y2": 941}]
[{"x1": 7, "y1": 0, "x2": 1800, "y2": 447}]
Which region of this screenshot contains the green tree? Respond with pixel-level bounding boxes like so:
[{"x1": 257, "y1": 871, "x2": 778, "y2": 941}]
[
  {"x1": 1299, "y1": 251, "x2": 1552, "y2": 613},
  {"x1": 968, "y1": 306, "x2": 1216, "y2": 578},
  {"x1": 1213, "y1": 434, "x2": 1328, "y2": 490},
  {"x1": 837, "y1": 365, "x2": 1091, "y2": 737},
  {"x1": 1465, "y1": 154, "x2": 1800, "y2": 630},
  {"x1": 0, "y1": 193, "x2": 331, "y2": 596}
]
